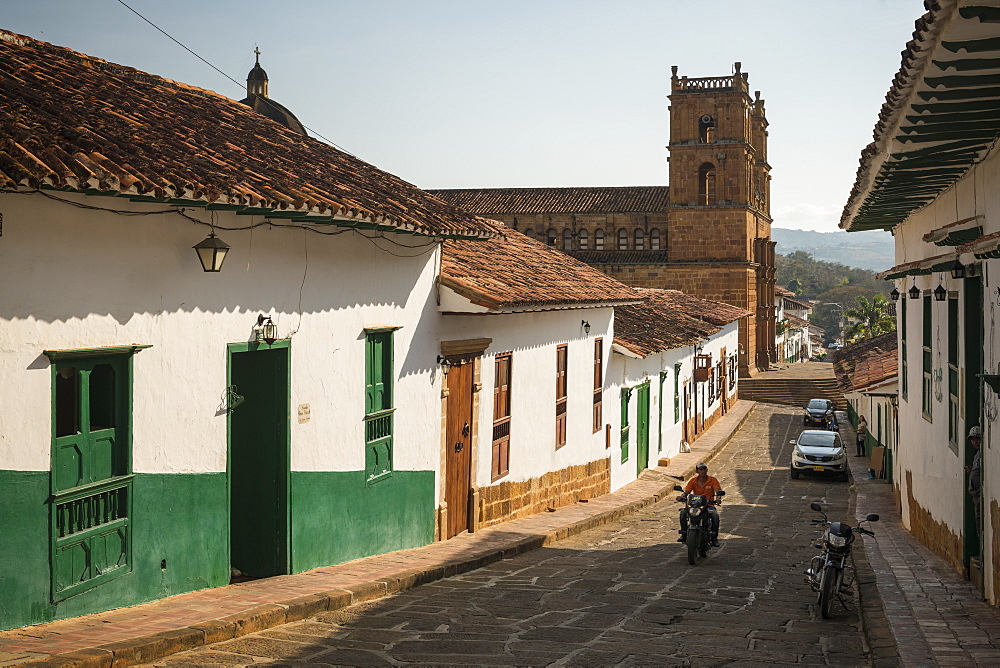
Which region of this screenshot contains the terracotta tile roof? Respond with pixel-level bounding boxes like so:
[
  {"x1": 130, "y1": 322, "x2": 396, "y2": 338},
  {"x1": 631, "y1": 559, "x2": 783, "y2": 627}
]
[
  {"x1": 639, "y1": 289, "x2": 752, "y2": 327},
  {"x1": 613, "y1": 289, "x2": 752, "y2": 358},
  {"x1": 831, "y1": 332, "x2": 899, "y2": 393},
  {"x1": 775, "y1": 286, "x2": 795, "y2": 296},
  {"x1": 441, "y1": 221, "x2": 642, "y2": 310},
  {"x1": 783, "y1": 297, "x2": 812, "y2": 311},
  {"x1": 427, "y1": 187, "x2": 670, "y2": 215},
  {"x1": 567, "y1": 250, "x2": 671, "y2": 265},
  {"x1": 0, "y1": 30, "x2": 494, "y2": 238},
  {"x1": 784, "y1": 314, "x2": 810, "y2": 329}
]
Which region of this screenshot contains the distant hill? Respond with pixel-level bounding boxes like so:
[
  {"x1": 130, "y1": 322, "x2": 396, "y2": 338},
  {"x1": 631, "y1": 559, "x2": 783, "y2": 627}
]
[{"x1": 772, "y1": 228, "x2": 894, "y2": 272}]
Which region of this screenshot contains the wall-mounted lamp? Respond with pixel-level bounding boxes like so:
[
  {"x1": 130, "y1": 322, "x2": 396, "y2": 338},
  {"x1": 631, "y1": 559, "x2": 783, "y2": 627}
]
[
  {"x1": 908, "y1": 283, "x2": 921, "y2": 300},
  {"x1": 581, "y1": 320, "x2": 591, "y2": 335},
  {"x1": 933, "y1": 284, "x2": 947, "y2": 302},
  {"x1": 950, "y1": 259, "x2": 966, "y2": 280},
  {"x1": 436, "y1": 355, "x2": 454, "y2": 375},
  {"x1": 889, "y1": 287, "x2": 900, "y2": 301},
  {"x1": 255, "y1": 314, "x2": 277, "y2": 345},
  {"x1": 193, "y1": 232, "x2": 230, "y2": 272}
]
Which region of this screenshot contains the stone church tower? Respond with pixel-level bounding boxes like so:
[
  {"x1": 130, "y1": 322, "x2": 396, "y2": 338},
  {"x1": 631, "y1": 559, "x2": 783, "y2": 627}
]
[
  {"x1": 659, "y1": 63, "x2": 776, "y2": 373},
  {"x1": 430, "y1": 63, "x2": 776, "y2": 375}
]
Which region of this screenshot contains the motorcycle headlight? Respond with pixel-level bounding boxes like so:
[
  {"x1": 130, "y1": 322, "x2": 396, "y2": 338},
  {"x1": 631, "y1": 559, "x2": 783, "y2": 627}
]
[
  {"x1": 689, "y1": 507, "x2": 702, "y2": 517},
  {"x1": 828, "y1": 534, "x2": 847, "y2": 547}
]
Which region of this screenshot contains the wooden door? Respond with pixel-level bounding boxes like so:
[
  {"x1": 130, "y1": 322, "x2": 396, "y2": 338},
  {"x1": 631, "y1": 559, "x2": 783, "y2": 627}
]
[
  {"x1": 636, "y1": 383, "x2": 650, "y2": 476},
  {"x1": 229, "y1": 346, "x2": 289, "y2": 578},
  {"x1": 445, "y1": 360, "x2": 474, "y2": 538}
]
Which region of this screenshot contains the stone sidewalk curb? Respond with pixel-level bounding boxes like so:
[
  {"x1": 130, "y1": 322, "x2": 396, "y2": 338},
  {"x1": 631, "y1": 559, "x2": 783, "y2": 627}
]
[
  {"x1": 17, "y1": 402, "x2": 756, "y2": 668},
  {"x1": 839, "y1": 413, "x2": 900, "y2": 668}
]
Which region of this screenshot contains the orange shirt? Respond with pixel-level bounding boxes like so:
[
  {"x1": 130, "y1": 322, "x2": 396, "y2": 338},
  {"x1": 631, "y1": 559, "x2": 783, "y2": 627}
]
[{"x1": 685, "y1": 475, "x2": 722, "y2": 502}]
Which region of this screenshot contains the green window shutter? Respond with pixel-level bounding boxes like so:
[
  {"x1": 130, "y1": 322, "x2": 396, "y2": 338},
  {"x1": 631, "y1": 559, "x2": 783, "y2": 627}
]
[
  {"x1": 673, "y1": 363, "x2": 682, "y2": 423},
  {"x1": 50, "y1": 355, "x2": 133, "y2": 601},
  {"x1": 901, "y1": 299, "x2": 908, "y2": 400},
  {"x1": 364, "y1": 331, "x2": 394, "y2": 482},
  {"x1": 620, "y1": 388, "x2": 631, "y2": 463}
]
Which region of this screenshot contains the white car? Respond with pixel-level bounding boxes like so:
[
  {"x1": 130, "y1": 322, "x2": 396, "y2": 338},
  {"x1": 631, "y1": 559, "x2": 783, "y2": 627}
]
[{"x1": 790, "y1": 430, "x2": 849, "y2": 482}]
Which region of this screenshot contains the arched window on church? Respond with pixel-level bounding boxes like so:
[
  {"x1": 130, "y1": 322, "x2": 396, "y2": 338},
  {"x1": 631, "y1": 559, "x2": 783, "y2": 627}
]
[
  {"x1": 699, "y1": 114, "x2": 715, "y2": 143},
  {"x1": 650, "y1": 229, "x2": 661, "y2": 250},
  {"x1": 547, "y1": 229, "x2": 557, "y2": 246},
  {"x1": 579, "y1": 229, "x2": 589, "y2": 250},
  {"x1": 563, "y1": 229, "x2": 573, "y2": 250},
  {"x1": 698, "y1": 163, "x2": 716, "y2": 206},
  {"x1": 634, "y1": 229, "x2": 645, "y2": 251},
  {"x1": 617, "y1": 228, "x2": 629, "y2": 250},
  {"x1": 595, "y1": 229, "x2": 605, "y2": 250},
  {"x1": 523, "y1": 228, "x2": 535, "y2": 240}
]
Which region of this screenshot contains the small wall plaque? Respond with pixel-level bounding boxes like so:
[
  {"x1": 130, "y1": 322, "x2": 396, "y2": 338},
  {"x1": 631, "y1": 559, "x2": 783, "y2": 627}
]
[{"x1": 297, "y1": 403, "x2": 311, "y2": 424}]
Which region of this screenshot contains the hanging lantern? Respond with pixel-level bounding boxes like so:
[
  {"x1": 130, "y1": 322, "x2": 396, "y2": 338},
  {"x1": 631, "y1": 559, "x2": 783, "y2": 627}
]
[
  {"x1": 950, "y1": 259, "x2": 966, "y2": 280},
  {"x1": 889, "y1": 287, "x2": 900, "y2": 301},
  {"x1": 933, "y1": 284, "x2": 947, "y2": 302},
  {"x1": 193, "y1": 232, "x2": 230, "y2": 272},
  {"x1": 256, "y1": 314, "x2": 277, "y2": 345},
  {"x1": 908, "y1": 284, "x2": 921, "y2": 300}
]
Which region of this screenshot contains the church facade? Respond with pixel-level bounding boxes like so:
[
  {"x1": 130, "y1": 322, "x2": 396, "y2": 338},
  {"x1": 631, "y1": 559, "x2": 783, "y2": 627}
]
[{"x1": 431, "y1": 63, "x2": 776, "y2": 376}]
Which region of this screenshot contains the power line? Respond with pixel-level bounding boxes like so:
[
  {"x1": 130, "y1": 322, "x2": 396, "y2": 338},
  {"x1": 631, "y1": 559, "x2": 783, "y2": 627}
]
[{"x1": 114, "y1": 0, "x2": 357, "y2": 157}]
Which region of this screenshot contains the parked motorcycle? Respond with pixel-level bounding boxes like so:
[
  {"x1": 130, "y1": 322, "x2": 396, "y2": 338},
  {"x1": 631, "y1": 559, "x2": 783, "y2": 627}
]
[
  {"x1": 673, "y1": 484, "x2": 725, "y2": 565},
  {"x1": 805, "y1": 501, "x2": 879, "y2": 618}
]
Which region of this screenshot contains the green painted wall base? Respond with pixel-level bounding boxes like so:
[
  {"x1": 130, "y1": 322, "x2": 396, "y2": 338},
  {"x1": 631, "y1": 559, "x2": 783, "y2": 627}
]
[
  {"x1": 291, "y1": 470, "x2": 435, "y2": 573},
  {"x1": 0, "y1": 471, "x2": 228, "y2": 631},
  {"x1": 0, "y1": 468, "x2": 435, "y2": 631}
]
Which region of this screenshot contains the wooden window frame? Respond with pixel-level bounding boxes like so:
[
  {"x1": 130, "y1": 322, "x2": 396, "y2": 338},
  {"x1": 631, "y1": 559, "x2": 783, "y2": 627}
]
[
  {"x1": 620, "y1": 387, "x2": 631, "y2": 463},
  {"x1": 900, "y1": 298, "x2": 908, "y2": 401},
  {"x1": 617, "y1": 228, "x2": 628, "y2": 251},
  {"x1": 948, "y1": 296, "x2": 959, "y2": 450},
  {"x1": 556, "y1": 344, "x2": 568, "y2": 448},
  {"x1": 595, "y1": 229, "x2": 605, "y2": 250},
  {"x1": 673, "y1": 363, "x2": 682, "y2": 423},
  {"x1": 579, "y1": 229, "x2": 589, "y2": 250},
  {"x1": 634, "y1": 228, "x2": 645, "y2": 251},
  {"x1": 492, "y1": 353, "x2": 512, "y2": 481},
  {"x1": 649, "y1": 228, "x2": 661, "y2": 251},
  {"x1": 593, "y1": 338, "x2": 603, "y2": 433},
  {"x1": 365, "y1": 330, "x2": 395, "y2": 482},
  {"x1": 50, "y1": 353, "x2": 134, "y2": 601},
  {"x1": 921, "y1": 295, "x2": 932, "y2": 421}
]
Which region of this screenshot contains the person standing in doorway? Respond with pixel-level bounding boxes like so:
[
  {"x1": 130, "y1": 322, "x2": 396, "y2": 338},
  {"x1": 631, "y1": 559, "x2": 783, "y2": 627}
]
[
  {"x1": 855, "y1": 415, "x2": 868, "y2": 457},
  {"x1": 965, "y1": 425, "x2": 983, "y2": 546}
]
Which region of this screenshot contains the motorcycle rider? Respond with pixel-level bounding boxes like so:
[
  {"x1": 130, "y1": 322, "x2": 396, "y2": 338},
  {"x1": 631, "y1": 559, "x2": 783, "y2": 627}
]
[{"x1": 676, "y1": 461, "x2": 723, "y2": 547}]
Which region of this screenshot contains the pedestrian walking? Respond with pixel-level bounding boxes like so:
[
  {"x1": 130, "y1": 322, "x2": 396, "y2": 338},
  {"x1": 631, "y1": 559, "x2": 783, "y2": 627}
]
[{"x1": 856, "y1": 415, "x2": 868, "y2": 457}]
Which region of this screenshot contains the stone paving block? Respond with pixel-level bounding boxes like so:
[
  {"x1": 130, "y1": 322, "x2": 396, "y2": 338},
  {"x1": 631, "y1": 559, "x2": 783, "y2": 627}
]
[
  {"x1": 211, "y1": 636, "x2": 326, "y2": 660},
  {"x1": 281, "y1": 594, "x2": 331, "y2": 622},
  {"x1": 221, "y1": 604, "x2": 287, "y2": 638},
  {"x1": 188, "y1": 619, "x2": 235, "y2": 645},
  {"x1": 17, "y1": 648, "x2": 112, "y2": 668}
]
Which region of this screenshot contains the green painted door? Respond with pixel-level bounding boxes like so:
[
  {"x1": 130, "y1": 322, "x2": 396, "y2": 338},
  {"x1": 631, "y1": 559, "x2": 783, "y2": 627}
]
[
  {"x1": 229, "y1": 345, "x2": 290, "y2": 578},
  {"x1": 636, "y1": 383, "x2": 650, "y2": 476},
  {"x1": 964, "y1": 274, "x2": 983, "y2": 567}
]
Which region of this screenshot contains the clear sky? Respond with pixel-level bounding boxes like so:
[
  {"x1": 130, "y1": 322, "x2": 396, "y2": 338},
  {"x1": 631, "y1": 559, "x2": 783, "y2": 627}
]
[{"x1": 4, "y1": 0, "x2": 923, "y2": 233}]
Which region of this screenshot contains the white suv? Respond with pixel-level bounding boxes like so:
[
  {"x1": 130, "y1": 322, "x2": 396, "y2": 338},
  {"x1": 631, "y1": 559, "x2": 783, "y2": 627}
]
[{"x1": 790, "y1": 430, "x2": 849, "y2": 482}]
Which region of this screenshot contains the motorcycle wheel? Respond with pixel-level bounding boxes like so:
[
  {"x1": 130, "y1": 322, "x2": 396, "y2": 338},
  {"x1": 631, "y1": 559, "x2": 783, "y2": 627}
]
[
  {"x1": 820, "y1": 565, "x2": 837, "y2": 618},
  {"x1": 687, "y1": 527, "x2": 700, "y2": 565}
]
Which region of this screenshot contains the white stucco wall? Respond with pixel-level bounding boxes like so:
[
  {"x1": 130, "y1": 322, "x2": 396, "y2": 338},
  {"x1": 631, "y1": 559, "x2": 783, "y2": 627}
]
[
  {"x1": 608, "y1": 322, "x2": 741, "y2": 492},
  {"x1": 439, "y1": 308, "x2": 614, "y2": 490},
  {"x1": 0, "y1": 191, "x2": 442, "y2": 475},
  {"x1": 888, "y1": 143, "x2": 1000, "y2": 598}
]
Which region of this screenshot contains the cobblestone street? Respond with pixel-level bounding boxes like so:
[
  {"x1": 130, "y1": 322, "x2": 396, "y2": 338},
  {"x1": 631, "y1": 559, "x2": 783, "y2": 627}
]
[{"x1": 149, "y1": 405, "x2": 869, "y2": 666}]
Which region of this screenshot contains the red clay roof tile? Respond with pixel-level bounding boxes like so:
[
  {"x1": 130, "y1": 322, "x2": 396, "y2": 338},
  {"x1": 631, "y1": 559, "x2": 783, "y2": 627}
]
[
  {"x1": 441, "y1": 222, "x2": 641, "y2": 310},
  {"x1": 613, "y1": 289, "x2": 751, "y2": 358},
  {"x1": 0, "y1": 30, "x2": 494, "y2": 238},
  {"x1": 428, "y1": 187, "x2": 670, "y2": 215}
]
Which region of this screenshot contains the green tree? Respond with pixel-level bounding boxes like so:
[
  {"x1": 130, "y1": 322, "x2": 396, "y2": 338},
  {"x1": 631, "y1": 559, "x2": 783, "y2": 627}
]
[
  {"x1": 787, "y1": 278, "x2": 802, "y2": 295},
  {"x1": 843, "y1": 295, "x2": 896, "y2": 342}
]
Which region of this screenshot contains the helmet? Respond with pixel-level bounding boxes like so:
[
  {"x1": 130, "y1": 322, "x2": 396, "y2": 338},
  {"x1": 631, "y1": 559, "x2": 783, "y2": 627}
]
[
  {"x1": 695, "y1": 462, "x2": 708, "y2": 470},
  {"x1": 969, "y1": 425, "x2": 982, "y2": 438}
]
